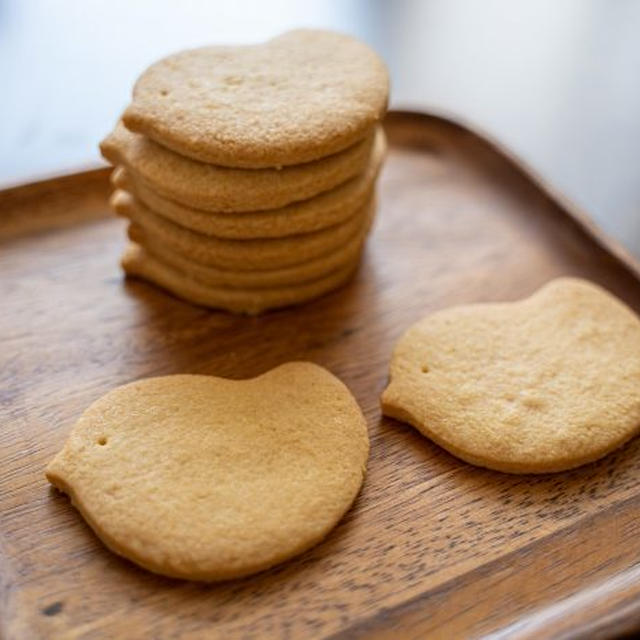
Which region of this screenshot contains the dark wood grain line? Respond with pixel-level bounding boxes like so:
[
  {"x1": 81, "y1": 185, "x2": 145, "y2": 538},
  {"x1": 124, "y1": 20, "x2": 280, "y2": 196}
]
[
  {"x1": 487, "y1": 563, "x2": 640, "y2": 640},
  {"x1": 328, "y1": 491, "x2": 640, "y2": 639}
]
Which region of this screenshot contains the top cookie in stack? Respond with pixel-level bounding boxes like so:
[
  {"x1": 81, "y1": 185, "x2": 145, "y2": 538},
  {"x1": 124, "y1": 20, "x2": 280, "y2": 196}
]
[{"x1": 100, "y1": 29, "x2": 389, "y2": 314}]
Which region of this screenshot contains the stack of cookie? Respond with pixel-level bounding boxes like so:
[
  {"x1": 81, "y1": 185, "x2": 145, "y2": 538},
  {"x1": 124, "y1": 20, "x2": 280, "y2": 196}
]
[{"x1": 100, "y1": 30, "x2": 389, "y2": 314}]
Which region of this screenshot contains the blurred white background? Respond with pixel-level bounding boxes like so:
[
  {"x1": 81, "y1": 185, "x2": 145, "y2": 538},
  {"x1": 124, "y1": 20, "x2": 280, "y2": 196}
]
[{"x1": 1, "y1": 0, "x2": 639, "y2": 251}]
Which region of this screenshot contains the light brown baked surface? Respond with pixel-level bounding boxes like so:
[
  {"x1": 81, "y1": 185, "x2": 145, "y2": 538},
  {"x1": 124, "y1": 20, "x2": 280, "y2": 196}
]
[
  {"x1": 45, "y1": 363, "x2": 369, "y2": 580},
  {"x1": 109, "y1": 128, "x2": 385, "y2": 239},
  {"x1": 128, "y1": 221, "x2": 367, "y2": 289},
  {"x1": 381, "y1": 278, "x2": 640, "y2": 473},
  {"x1": 112, "y1": 190, "x2": 374, "y2": 271},
  {"x1": 100, "y1": 122, "x2": 379, "y2": 212},
  {"x1": 121, "y1": 242, "x2": 361, "y2": 314},
  {"x1": 122, "y1": 30, "x2": 388, "y2": 168}
]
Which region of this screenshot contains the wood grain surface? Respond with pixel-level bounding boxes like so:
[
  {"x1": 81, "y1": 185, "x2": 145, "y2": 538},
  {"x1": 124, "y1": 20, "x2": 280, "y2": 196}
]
[{"x1": 3, "y1": 111, "x2": 640, "y2": 640}]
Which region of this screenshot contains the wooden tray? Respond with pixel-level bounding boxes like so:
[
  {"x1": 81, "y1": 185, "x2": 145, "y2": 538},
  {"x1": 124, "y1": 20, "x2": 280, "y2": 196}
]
[{"x1": 3, "y1": 111, "x2": 640, "y2": 640}]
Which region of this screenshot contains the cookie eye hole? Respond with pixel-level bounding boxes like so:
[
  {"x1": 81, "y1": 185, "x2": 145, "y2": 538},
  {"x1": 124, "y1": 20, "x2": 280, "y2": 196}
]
[
  {"x1": 421, "y1": 365, "x2": 429, "y2": 373},
  {"x1": 160, "y1": 89, "x2": 169, "y2": 97},
  {"x1": 97, "y1": 437, "x2": 108, "y2": 446}
]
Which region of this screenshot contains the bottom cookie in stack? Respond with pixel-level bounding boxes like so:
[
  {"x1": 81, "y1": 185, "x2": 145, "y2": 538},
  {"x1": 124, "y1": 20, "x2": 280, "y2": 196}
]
[
  {"x1": 120, "y1": 196, "x2": 377, "y2": 315},
  {"x1": 121, "y1": 243, "x2": 362, "y2": 315}
]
